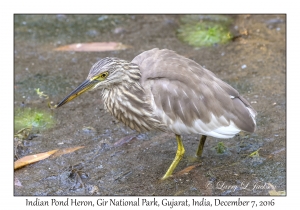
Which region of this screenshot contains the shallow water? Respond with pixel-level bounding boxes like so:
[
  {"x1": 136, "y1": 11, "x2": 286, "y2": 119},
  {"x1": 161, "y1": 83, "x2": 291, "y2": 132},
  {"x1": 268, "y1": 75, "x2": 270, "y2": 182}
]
[{"x1": 14, "y1": 14, "x2": 286, "y2": 195}]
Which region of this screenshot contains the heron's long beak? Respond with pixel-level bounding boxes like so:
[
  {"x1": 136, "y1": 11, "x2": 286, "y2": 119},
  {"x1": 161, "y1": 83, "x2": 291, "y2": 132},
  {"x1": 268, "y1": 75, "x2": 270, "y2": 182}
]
[{"x1": 54, "y1": 79, "x2": 96, "y2": 109}]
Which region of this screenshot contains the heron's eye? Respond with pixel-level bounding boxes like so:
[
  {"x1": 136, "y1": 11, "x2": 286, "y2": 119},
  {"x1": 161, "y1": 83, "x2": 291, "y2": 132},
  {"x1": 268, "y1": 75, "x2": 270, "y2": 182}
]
[
  {"x1": 100, "y1": 72, "x2": 108, "y2": 78},
  {"x1": 94, "y1": 72, "x2": 109, "y2": 81}
]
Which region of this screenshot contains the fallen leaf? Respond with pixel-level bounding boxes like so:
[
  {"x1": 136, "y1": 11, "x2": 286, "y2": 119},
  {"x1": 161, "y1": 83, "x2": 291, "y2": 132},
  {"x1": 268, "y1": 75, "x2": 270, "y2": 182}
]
[
  {"x1": 54, "y1": 42, "x2": 131, "y2": 52},
  {"x1": 175, "y1": 164, "x2": 201, "y2": 176},
  {"x1": 114, "y1": 135, "x2": 136, "y2": 147},
  {"x1": 14, "y1": 149, "x2": 58, "y2": 170},
  {"x1": 268, "y1": 190, "x2": 286, "y2": 196},
  {"x1": 268, "y1": 183, "x2": 286, "y2": 196},
  {"x1": 50, "y1": 146, "x2": 85, "y2": 158}
]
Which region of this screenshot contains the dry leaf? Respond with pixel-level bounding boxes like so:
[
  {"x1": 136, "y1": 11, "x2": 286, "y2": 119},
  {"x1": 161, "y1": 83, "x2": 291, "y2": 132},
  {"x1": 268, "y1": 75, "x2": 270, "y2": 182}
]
[
  {"x1": 114, "y1": 135, "x2": 136, "y2": 147},
  {"x1": 268, "y1": 190, "x2": 286, "y2": 196},
  {"x1": 50, "y1": 146, "x2": 85, "y2": 158},
  {"x1": 175, "y1": 164, "x2": 201, "y2": 176},
  {"x1": 14, "y1": 149, "x2": 58, "y2": 170},
  {"x1": 268, "y1": 183, "x2": 286, "y2": 196},
  {"x1": 54, "y1": 42, "x2": 131, "y2": 52}
]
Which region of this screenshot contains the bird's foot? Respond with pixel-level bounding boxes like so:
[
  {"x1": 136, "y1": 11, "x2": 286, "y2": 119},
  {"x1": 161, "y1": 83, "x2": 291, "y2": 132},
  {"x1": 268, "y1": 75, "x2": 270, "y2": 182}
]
[{"x1": 187, "y1": 155, "x2": 203, "y2": 163}]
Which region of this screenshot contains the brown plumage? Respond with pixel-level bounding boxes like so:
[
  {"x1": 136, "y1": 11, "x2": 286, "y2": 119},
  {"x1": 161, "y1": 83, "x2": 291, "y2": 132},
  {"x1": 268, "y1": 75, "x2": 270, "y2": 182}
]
[{"x1": 55, "y1": 48, "x2": 257, "y2": 179}]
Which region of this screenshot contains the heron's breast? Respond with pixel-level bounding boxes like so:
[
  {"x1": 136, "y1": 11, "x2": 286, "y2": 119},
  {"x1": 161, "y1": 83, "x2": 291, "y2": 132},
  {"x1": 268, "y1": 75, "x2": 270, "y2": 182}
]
[{"x1": 102, "y1": 88, "x2": 162, "y2": 132}]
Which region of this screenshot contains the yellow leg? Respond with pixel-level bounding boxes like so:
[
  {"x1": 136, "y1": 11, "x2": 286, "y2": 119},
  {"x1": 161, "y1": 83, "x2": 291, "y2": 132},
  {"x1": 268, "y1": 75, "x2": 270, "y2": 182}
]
[
  {"x1": 161, "y1": 134, "x2": 185, "y2": 180},
  {"x1": 196, "y1": 135, "x2": 207, "y2": 157}
]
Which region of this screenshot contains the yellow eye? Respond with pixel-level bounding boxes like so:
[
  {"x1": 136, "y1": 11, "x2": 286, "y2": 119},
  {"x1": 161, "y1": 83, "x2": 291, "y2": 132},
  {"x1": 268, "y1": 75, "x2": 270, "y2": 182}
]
[
  {"x1": 101, "y1": 72, "x2": 108, "y2": 78},
  {"x1": 94, "y1": 72, "x2": 109, "y2": 80}
]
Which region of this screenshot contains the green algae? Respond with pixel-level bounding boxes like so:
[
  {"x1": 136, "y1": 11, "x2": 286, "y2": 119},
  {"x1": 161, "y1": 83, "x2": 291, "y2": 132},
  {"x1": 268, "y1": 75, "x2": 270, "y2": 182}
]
[
  {"x1": 14, "y1": 108, "x2": 55, "y2": 133},
  {"x1": 215, "y1": 142, "x2": 227, "y2": 154},
  {"x1": 177, "y1": 15, "x2": 233, "y2": 47}
]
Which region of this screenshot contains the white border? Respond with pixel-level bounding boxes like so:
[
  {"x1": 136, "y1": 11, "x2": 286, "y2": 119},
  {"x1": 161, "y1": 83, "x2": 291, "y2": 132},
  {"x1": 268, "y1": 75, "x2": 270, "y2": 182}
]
[{"x1": 5, "y1": 0, "x2": 295, "y2": 208}]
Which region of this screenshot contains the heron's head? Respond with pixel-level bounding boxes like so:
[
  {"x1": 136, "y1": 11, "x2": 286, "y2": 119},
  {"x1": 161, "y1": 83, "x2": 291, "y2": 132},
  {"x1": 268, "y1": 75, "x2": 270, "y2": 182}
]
[{"x1": 54, "y1": 57, "x2": 141, "y2": 108}]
